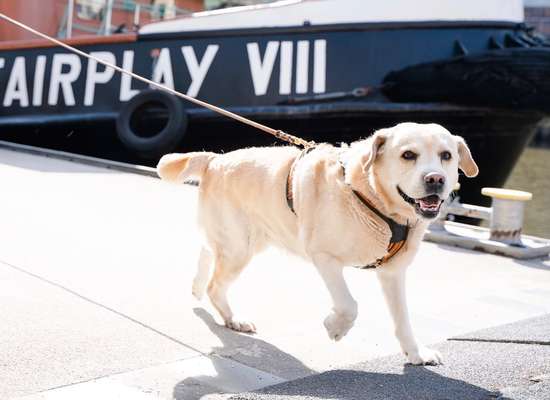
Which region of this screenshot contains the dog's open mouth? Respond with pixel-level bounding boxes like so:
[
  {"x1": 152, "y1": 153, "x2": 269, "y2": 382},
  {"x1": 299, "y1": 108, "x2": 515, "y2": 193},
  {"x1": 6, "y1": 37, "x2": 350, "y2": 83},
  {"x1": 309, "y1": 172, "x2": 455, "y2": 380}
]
[{"x1": 397, "y1": 186, "x2": 444, "y2": 218}]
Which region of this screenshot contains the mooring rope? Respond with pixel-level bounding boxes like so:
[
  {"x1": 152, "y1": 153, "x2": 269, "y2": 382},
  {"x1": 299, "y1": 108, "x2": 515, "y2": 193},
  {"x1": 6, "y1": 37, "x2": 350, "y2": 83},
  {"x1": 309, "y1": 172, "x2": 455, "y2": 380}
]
[{"x1": 0, "y1": 12, "x2": 316, "y2": 149}]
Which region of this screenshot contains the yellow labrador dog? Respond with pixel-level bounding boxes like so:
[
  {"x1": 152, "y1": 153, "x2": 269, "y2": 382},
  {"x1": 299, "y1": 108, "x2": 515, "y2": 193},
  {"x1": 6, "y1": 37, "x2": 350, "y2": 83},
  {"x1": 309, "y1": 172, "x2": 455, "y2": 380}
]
[{"x1": 157, "y1": 122, "x2": 478, "y2": 365}]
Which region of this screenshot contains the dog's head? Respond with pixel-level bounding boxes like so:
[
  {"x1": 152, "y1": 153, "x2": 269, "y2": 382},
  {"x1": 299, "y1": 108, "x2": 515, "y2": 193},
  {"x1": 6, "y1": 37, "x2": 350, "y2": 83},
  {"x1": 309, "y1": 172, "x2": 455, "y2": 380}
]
[{"x1": 360, "y1": 122, "x2": 478, "y2": 220}]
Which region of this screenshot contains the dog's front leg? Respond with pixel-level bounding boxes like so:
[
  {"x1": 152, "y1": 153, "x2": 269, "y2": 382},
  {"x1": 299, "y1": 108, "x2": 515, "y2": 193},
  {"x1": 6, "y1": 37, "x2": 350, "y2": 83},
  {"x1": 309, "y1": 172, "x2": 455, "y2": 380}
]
[
  {"x1": 376, "y1": 264, "x2": 442, "y2": 365},
  {"x1": 313, "y1": 254, "x2": 358, "y2": 341}
]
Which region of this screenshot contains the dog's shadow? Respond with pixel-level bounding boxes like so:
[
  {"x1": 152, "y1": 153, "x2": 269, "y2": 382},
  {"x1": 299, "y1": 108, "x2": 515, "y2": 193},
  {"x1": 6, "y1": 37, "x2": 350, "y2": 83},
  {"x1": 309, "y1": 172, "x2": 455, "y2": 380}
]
[
  {"x1": 173, "y1": 308, "x2": 508, "y2": 400},
  {"x1": 172, "y1": 307, "x2": 315, "y2": 399},
  {"x1": 247, "y1": 365, "x2": 511, "y2": 400}
]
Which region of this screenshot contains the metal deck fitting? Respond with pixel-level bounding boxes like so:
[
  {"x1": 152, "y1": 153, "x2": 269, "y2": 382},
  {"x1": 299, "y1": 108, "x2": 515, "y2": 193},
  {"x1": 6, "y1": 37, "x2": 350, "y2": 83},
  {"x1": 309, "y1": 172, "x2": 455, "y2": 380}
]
[{"x1": 425, "y1": 187, "x2": 550, "y2": 259}]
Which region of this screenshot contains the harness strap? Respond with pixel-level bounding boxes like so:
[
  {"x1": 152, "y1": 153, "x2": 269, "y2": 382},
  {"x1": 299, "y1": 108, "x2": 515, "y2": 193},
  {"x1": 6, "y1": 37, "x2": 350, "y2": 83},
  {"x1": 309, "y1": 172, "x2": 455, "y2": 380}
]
[
  {"x1": 350, "y1": 188, "x2": 409, "y2": 268},
  {"x1": 285, "y1": 151, "x2": 409, "y2": 268},
  {"x1": 342, "y1": 159, "x2": 409, "y2": 267},
  {"x1": 351, "y1": 190, "x2": 409, "y2": 244},
  {"x1": 357, "y1": 237, "x2": 408, "y2": 269},
  {"x1": 286, "y1": 147, "x2": 315, "y2": 214}
]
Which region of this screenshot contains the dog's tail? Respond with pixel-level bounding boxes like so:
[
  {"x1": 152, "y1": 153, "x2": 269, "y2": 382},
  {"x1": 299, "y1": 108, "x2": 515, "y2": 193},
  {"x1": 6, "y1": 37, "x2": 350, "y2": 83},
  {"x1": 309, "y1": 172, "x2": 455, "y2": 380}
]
[{"x1": 157, "y1": 152, "x2": 215, "y2": 183}]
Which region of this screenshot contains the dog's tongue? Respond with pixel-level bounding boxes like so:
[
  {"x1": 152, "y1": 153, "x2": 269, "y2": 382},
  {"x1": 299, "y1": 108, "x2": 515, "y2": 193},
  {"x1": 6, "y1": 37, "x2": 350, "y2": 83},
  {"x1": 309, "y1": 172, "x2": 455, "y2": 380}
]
[{"x1": 418, "y1": 195, "x2": 441, "y2": 210}]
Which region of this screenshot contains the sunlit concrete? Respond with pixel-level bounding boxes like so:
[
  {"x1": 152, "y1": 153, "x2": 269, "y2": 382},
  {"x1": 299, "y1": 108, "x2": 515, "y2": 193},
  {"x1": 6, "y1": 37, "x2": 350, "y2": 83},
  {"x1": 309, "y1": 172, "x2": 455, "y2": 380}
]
[{"x1": 1, "y1": 148, "x2": 548, "y2": 399}]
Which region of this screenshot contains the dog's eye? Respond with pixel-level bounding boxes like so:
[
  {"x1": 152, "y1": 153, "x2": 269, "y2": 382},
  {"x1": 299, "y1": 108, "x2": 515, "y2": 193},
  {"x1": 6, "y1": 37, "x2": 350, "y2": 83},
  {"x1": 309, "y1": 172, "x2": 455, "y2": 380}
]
[
  {"x1": 401, "y1": 151, "x2": 417, "y2": 161},
  {"x1": 441, "y1": 151, "x2": 452, "y2": 161}
]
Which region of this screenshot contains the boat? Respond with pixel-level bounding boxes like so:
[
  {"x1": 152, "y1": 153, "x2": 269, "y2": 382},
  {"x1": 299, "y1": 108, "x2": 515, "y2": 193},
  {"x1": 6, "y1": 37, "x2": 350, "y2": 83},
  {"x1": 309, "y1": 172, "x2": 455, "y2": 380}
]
[{"x1": 0, "y1": 0, "x2": 547, "y2": 207}]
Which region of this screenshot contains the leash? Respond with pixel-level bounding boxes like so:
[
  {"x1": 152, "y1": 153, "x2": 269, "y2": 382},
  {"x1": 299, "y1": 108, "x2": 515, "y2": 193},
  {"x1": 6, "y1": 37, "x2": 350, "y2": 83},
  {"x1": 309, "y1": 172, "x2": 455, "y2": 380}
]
[
  {"x1": 0, "y1": 12, "x2": 411, "y2": 267},
  {"x1": 0, "y1": 12, "x2": 316, "y2": 150},
  {"x1": 0, "y1": 14, "x2": 410, "y2": 267}
]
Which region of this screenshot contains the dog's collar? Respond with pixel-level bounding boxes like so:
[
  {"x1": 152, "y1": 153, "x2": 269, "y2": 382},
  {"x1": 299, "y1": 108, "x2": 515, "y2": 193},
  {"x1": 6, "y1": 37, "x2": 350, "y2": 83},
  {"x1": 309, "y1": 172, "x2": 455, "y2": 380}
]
[{"x1": 397, "y1": 185, "x2": 416, "y2": 206}]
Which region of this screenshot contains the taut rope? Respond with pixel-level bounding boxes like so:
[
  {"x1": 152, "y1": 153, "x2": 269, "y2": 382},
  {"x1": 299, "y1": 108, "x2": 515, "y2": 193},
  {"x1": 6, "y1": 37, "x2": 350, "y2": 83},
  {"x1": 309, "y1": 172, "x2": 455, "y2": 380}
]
[{"x1": 0, "y1": 12, "x2": 316, "y2": 149}]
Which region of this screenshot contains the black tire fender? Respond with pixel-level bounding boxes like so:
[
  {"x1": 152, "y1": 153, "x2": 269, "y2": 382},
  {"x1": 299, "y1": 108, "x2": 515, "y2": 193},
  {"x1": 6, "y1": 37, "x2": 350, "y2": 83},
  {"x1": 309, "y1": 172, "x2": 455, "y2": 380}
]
[{"x1": 116, "y1": 89, "x2": 188, "y2": 158}]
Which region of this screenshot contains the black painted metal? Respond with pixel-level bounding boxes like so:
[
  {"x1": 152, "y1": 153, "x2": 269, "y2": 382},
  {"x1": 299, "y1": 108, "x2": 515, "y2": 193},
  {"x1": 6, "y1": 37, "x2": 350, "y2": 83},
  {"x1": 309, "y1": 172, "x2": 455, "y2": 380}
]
[
  {"x1": 384, "y1": 48, "x2": 550, "y2": 111},
  {"x1": 136, "y1": 21, "x2": 521, "y2": 41},
  {"x1": 0, "y1": 21, "x2": 546, "y2": 205},
  {"x1": 0, "y1": 22, "x2": 531, "y2": 119}
]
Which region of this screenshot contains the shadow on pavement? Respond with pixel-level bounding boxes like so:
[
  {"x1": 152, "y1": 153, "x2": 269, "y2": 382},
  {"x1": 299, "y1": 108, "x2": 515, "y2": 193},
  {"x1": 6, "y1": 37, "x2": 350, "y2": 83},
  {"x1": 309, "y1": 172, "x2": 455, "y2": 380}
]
[
  {"x1": 174, "y1": 309, "x2": 511, "y2": 400},
  {"x1": 172, "y1": 307, "x2": 315, "y2": 400},
  {"x1": 512, "y1": 256, "x2": 550, "y2": 272},
  {"x1": 234, "y1": 365, "x2": 509, "y2": 400}
]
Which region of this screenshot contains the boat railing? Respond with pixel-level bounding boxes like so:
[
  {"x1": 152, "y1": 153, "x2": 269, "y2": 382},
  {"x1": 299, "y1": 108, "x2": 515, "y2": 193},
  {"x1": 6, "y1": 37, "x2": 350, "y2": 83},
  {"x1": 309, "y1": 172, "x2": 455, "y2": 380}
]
[{"x1": 58, "y1": 0, "x2": 193, "y2": 38}]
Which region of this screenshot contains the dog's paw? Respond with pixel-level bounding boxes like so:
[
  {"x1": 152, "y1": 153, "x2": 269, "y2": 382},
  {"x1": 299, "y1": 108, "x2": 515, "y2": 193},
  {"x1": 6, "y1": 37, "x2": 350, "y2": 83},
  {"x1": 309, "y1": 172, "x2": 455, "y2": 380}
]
[
  {"x1": 406, "y1": 347, "x2": 443, "y2": 366},
  {"x1": 324, "y1": 312, "x2": 354, "y2": 341},
  {"x1": 225, "y1": 318, "x2": 257, "y2": 333},
  {"x1": 192, "y1": 274, "x2": 208, "y2": 301},
  {"x1": 191, "y1": 283, "x2": 204, "y2": 300}
]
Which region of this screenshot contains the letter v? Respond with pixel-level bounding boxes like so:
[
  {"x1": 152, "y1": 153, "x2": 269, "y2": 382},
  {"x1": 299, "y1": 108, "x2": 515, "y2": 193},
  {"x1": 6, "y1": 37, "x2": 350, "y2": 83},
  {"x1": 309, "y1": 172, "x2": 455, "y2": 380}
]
[
  {"x1": 247, "y1": 42, "x2": 279, "y2": 96},
  {"x1": 181, "y1": 45, "x2": 219, "y2": 98}
]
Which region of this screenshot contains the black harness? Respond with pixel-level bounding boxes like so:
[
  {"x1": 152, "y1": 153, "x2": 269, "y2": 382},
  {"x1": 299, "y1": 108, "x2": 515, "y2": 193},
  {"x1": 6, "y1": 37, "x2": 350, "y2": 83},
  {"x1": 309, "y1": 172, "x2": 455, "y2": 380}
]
[
  {"x1": 348, "y1": 188, "x2": 409, "y2": 268},
  {"x1": 286, "y1": 147, "x2": 315, "y2": 213},
  {"x1": 286, "y1": 148, "x2": 409, "y2": 268}
]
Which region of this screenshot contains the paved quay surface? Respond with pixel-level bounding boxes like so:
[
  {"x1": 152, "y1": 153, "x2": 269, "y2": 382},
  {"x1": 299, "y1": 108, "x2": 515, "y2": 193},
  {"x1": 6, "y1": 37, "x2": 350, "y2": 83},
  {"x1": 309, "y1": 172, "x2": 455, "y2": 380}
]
[
  {"x1": 230, "y1": 315, "x2": 550, "y2": 400},
  {"x1": 1, "y1": 148, "x2": 549, "y2": 400}
]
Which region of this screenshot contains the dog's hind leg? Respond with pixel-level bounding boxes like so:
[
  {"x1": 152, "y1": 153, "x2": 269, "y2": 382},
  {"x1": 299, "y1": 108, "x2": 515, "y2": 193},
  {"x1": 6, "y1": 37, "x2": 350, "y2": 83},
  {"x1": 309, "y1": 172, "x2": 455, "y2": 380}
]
[
  {"x1": 313, "y1": 253, "x2": 358, "y2": 341},
  {"x1": 192, "y1": 247, "x2": 212, "y2": 300},
  {"x1": 207, "y1": 251, "x2": 256, "y2": 333}
]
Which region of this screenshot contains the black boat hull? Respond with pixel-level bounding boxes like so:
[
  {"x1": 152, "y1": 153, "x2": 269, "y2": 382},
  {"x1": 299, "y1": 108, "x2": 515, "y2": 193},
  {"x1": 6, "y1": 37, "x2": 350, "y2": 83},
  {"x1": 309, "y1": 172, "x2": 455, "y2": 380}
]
[
  {"x1": 1, "y1": 101, "x2": 541, "y2": 208},
  {"x1": 0, "y1": 20, "x2": 547, "y2": 206},
  {"x1": 384, "y1": 48, "x2": 550, "y2": 112},
  {"x1": 0, "y1": 22, "x2": 533, "y2": 120}
]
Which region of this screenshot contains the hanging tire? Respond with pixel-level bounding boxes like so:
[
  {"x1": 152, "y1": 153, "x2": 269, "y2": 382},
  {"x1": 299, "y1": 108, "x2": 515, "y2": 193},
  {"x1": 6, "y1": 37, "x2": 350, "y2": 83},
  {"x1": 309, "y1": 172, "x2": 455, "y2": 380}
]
[{"x1": 116, "y1": 89, "x2": 188, "y2": 158}]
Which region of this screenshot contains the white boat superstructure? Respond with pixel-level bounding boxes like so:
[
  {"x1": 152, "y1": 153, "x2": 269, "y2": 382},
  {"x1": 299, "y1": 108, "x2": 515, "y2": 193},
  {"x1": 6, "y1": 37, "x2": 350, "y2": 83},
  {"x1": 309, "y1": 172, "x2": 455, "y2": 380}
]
[{"x1": 139, "y1": 0, "x2": 524, "y2": 35}]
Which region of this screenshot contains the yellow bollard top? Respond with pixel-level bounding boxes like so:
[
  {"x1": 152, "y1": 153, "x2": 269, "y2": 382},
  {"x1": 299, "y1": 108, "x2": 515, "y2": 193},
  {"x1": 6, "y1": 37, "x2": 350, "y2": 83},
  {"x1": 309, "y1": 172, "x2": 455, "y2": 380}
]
[{"x1": 481, "y1": 187, "x2": 532, "y2": 201}]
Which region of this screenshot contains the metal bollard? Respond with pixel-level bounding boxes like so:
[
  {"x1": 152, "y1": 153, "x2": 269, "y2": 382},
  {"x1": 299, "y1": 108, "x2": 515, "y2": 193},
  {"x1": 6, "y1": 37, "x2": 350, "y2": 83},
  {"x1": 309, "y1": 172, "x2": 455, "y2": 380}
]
[{"x1": 481, "y1": 187, "x2": 533, "y2": 246}]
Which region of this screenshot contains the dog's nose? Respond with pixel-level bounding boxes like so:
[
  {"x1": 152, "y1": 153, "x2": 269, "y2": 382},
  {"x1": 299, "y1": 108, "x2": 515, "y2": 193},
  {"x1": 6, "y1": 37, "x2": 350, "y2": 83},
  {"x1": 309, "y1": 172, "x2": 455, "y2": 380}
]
[{"x1": 424, "y1": 172, "x2": 445, "y2": 191}]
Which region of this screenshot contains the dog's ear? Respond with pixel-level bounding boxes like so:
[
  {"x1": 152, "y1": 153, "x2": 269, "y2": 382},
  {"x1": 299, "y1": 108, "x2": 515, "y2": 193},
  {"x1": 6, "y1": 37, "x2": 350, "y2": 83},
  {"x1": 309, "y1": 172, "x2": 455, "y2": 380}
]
[
  {"x1": 157, "y1": 153, "x2": 190, "y2": 182},
  {"x1": 455, "y1": 136, "x2": 479, "y2": 177},
  {"x1": 362, "y1": 130, "x2": 388, "y2": 172}
]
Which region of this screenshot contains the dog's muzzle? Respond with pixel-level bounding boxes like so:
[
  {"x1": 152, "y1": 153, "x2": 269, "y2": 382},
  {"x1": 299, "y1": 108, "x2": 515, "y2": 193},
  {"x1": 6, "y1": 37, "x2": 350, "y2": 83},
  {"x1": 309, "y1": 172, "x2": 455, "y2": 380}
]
[{"x1": 397, "y1": 186, "x2": 444, "y2": 219}]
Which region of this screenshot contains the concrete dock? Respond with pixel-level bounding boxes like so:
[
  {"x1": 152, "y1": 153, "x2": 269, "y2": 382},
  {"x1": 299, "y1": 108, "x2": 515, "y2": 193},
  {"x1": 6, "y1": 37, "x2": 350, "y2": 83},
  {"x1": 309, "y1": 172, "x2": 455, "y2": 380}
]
[{"x1": 1, "y1": 147, "x2": 549, "y2": 400}]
